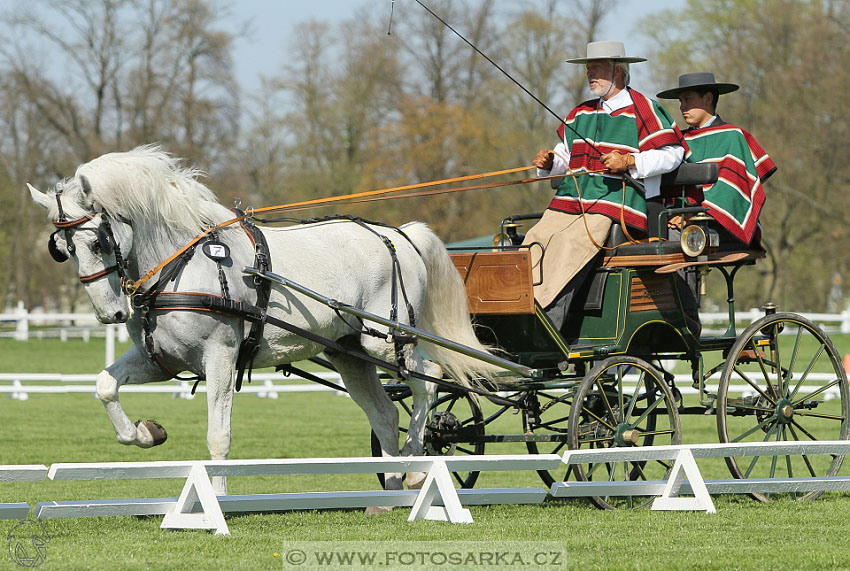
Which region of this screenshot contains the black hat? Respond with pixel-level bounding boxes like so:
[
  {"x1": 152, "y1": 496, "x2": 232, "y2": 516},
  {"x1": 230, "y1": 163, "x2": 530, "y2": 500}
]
[{"x1": 656, "y1": 72, "x2": 739, "y2": 99}]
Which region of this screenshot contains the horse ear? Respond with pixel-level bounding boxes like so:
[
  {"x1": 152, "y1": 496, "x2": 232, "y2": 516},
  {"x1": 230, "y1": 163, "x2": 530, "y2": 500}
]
[
  {"x1": 80, "y1": 175, "x2": 93, "y2": 197},
  {"x1": 27, "y1": 183, "x2": 52, "y2": 210}
]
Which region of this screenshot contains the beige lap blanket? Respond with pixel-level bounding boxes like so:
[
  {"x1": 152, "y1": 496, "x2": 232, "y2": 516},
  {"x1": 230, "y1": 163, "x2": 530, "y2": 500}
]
[{"x1": 521, "y1": 210, "x2": 612, "y2": 308}]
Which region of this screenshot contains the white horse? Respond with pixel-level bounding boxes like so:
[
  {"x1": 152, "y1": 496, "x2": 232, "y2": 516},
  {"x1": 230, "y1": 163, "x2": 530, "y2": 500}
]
[{"x1": 29, "y1": 145, "x2": 498, "y2": 495}]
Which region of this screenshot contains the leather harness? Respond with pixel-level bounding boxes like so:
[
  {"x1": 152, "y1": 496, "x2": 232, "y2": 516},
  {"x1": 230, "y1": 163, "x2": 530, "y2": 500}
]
[
  {"x1": 48, "y1": 198, "x2": 519, "y2": 407},
  {"x1": 128, "y1": 214, "x2": 422, "y2": 393}
]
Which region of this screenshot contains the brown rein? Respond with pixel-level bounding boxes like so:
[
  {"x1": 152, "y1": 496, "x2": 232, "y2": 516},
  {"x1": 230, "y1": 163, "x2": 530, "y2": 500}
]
[{"x1": 125, "y1": 165, "x2": 613, "y2": 295}]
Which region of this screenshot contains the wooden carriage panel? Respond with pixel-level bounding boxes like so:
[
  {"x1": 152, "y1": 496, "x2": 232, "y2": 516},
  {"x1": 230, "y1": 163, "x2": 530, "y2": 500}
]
[
  {"x1": 450, "y1": 251, "x2": 534, "y2": 314},
  {"x1": 629, "y1": 273, "x2": 677, "y2": 313}
]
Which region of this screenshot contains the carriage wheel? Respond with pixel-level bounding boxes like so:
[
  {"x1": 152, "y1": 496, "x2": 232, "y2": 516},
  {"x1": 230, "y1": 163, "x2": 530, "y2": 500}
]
[
  {"x1": 717, "y1": 312, "x2": 850, "y2": 501},
  {"x1": 567, "y1": 356, "x2": 682, "y2": 510},
  {"x1": 523, "y1": 388, "x2": 576, "y2": 486},
  {"x1": 371, "y1": 387, "x2": 486, "y2": 489}
]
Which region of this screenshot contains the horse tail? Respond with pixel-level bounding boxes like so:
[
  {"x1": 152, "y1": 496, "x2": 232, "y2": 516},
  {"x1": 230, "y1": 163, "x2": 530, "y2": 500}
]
[{"x1": 400, "y1": 222, "x2": 503, "y2": 384}]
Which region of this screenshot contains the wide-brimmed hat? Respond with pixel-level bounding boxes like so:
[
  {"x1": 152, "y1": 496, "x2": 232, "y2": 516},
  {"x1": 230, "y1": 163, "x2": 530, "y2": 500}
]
[
  {"x1": 656, "y1": 72, "x2": 739, "y2": 99},
  {"x1": 565, "y1": 41, "x2": 647, "y2": 64}
]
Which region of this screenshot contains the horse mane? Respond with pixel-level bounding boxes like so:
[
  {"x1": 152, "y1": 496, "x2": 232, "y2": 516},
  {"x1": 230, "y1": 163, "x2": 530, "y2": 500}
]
[{"x1": 74, "y1": 145, "x2": 232, "y2": 233}]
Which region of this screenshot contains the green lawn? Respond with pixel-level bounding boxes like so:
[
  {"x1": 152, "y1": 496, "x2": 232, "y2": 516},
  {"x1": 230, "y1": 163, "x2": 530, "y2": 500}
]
[{"x1": 2, "y1": 337, "x2": 850, "y2": 569}]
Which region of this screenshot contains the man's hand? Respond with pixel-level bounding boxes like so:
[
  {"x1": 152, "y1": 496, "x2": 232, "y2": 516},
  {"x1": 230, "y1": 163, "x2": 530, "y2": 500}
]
[
  {"x1": 533, "y1": 149, "x2": 554, "y2": 170},
  {"x1": 600, "y1": 151, "x2": 635, "y2": 174}
]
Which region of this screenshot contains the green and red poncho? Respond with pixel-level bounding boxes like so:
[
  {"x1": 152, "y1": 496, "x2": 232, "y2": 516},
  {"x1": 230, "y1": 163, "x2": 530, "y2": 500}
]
[
  {"x1": 684, "y1": 120, "x2": 776, "y2": 243},
  {"x1": 549, "y1": 87, "x2": 689, "y2": 231}
]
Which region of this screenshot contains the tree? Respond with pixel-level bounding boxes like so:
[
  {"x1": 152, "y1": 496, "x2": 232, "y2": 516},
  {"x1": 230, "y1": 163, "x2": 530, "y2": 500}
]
[
  {"x1": 640, "y1": 0, "x2": 850, "y2": 311},
  {"x1": 0, "y1": 0, "x2": 242, "y2": 309}
]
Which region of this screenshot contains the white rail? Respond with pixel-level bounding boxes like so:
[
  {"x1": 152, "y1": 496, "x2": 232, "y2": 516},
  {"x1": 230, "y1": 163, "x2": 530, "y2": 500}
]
[
  {"x1": 34, "y1": 455, "x2": 562, "y2": 533},
  {"x1": 0, "y1": 372, "x2": 347, "y2": 400},
  {"x1": 552, "y1": 441, "x2": 850, "y2": 513}
]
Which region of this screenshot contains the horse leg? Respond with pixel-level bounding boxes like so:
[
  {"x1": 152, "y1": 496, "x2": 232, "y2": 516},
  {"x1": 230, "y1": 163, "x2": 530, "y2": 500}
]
[
  {"x1": 96, "y1": 345, "x2": 171, "y2": 448},
  {"x1": 401, "y1": 352, "x2": 440, "y2": 489},
  {"x1": 326, "y1": 353, "x2": 400, "y2": 512},
  {"x1": 204, "y1": 357, "x2": 236, "y2": 496}
]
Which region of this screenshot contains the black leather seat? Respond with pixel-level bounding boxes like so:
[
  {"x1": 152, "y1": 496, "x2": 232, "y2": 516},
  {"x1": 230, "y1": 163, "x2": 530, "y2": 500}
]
[{"x1": 603, "y1": 163, "x2": 723, "y2": 257}]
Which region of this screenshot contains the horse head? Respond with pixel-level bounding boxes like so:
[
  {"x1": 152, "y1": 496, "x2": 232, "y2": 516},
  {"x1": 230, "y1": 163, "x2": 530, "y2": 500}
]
[{"x1": 29, "y1": 175, "x2": 134, "y2": 324}]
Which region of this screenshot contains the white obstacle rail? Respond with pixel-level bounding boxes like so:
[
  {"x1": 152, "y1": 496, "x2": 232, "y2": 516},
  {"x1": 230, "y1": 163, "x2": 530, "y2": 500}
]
[
  {"x1": 35, "y1": 454, "x2": 562, "y2": 535},
  {"x1": 0, "y1": 372, "x2": 347, "y2": 400},
  {"x1": 5, "y1": 371, "x2": 841, "y2": 401},
  {"x1": 0, "y1": 465, "x2": 48, "y2": 519},
  {"x1": 552, "y1": 441, "x2": 850, "y2": 513},
  {"x1": 4, "y1": 305, "x2": 849, "y2": 366}
]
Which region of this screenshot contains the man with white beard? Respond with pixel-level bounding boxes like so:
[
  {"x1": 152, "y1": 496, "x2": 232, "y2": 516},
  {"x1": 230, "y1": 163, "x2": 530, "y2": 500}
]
[{"x1": 526, "y1": 41, "x2": 688, "y2": 331}]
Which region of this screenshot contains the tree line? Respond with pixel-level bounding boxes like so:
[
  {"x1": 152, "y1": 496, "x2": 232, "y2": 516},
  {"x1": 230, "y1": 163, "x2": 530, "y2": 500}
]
[{"x1": 0, "y1": 0, "x2": 845, "y2": 316}]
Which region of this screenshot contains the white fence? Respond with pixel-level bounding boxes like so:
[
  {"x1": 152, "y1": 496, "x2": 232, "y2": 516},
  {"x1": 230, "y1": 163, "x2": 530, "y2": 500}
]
[
  {"x1": 3, "y1": 455, "x2": 562, "y2": 533},
  {"x1": 4, "y1": 304, "x2": 850, "y2": 347},
  {"x1": 0, "y1": 302, "x2": 129, "y2": 367},
  {"x1": 553, "y1": 441, "x2": 850, "y2": 513},
  {"x1": 2, "y1": 304, "x2": 849, "y2": 399},
  {"x1": 5, "y1": 443, "x2": 850, "y2": 533},
  {"x1": 701, "y1": 308, "x2": 850, "y2": 335},
  {"x1": 0, "y1": 372, "x2": 347, "y2": 400}
]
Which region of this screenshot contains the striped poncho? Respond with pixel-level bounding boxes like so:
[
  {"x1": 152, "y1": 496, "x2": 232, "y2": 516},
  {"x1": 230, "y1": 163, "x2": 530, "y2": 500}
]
[
  {"x1": 684, "y1": 119, "x2": 776, "y2": 243},
  {"x1": 549, "y1": 87, "x2": 689, "y2": 231}
]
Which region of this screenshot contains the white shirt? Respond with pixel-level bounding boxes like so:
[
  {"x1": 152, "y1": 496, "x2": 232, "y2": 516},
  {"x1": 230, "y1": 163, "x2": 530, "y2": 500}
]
[
  {"x1": 537, "y1": 88, "x2": 684, "y2": 199},
  {"x1": 700, "y1": 115, "x2": 718, "y2": 128}
]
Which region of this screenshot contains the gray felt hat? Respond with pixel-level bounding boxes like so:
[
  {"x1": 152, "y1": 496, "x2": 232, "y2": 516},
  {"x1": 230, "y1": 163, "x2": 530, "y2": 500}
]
[
  {"x1": 656, "y1": 72, "x2": 740, "y2": 99},
  {"x1": 566, "y1": 41, "x2": 647, "y2": 64}
]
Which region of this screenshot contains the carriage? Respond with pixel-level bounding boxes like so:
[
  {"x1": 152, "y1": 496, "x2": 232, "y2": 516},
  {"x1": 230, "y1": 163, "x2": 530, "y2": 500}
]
[
  {"x1": 356, "y1": 162, "x2": 850, "y2": 509},
  {"x1": 30, "y1": 149, "x2": 848, "y2": 510}
]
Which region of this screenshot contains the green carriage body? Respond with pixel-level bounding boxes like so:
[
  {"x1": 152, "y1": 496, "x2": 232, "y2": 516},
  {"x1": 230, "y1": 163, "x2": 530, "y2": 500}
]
[
  {"x1": 375, "y1": 163, "x2": 850, "y2": 507},
  {"x1": 427, "y1": 204, "x2": 850, "y2": 506}
]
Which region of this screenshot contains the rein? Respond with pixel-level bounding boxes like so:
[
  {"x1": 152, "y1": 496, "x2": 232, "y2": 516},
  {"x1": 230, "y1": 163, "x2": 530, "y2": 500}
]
[
  {"x1": 126, "y1": 166, "x2": 606, "y2": 295},
  {"x1": 126, "y1": 165, "x2": 534, "y2": 294}
]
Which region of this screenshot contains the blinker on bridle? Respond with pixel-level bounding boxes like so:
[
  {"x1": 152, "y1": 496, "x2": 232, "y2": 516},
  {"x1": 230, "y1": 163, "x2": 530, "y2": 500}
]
[{"x1": 47, "y1": 182, "x2": 129, "y2": 290}]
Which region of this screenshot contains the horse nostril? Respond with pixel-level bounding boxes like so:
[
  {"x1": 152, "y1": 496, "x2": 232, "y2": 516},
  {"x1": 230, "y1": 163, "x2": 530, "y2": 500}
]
[{"x1": 114, "y1": 311, "x2": 126, "y2": 322}]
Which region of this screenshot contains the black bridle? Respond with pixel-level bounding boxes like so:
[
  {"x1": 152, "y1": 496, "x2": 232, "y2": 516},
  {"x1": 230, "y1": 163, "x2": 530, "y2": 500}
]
[{"x1": 47, "y1": 188, "x2": 130, "y2": 289}]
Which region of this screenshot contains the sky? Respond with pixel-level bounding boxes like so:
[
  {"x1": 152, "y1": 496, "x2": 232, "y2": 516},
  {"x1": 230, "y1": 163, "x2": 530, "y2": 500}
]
[{"x1": 232, "y1": 0, "x2": 685, "y2": 93}]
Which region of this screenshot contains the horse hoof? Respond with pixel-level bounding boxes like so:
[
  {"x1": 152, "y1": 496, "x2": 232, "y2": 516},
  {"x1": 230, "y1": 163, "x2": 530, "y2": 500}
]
[
  {"x1": 365, "y1": 506, "x2": 394, "y2": 515},
  {"x1": 135, "y1": 420, "x2": 168, "y2": 446},
  {"x1": 406, "y1": 472, "x2": 427, "y2": 490}
]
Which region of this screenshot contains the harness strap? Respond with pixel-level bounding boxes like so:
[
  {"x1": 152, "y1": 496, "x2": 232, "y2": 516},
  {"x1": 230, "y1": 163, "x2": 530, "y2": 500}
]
[
  {"x1": 207, "y1": 295, "x2": 518, "y2": 406},
  {"x1": 344, "y1": 218, "x2": 419, "y2": 378},
  {"x1": 79, "y1": 265, "x2": 121, "y2": 283},
  {"x1": 233, "y1": 209, "x2": 272, "y2": 392},
  {"x1": 125, "y1": 289, "x2": 519, "y2": 407},
  {"x1": 54, "y1": 215, "x2": 92, "y2": 229},
  {"x1": 276, "y1": 364, "x2": 348, "y2": 393},
  {"x1": 133, "y1": 246, "x2": 202, "y2": 382}
]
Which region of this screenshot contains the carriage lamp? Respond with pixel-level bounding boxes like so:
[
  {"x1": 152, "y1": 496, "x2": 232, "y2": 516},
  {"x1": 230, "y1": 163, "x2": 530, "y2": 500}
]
[
  {"x1": 680, "y1": 214, "x2": 719, "y2": 258},
  {"x1": 493, "y1": 222, "x2": 525, "y2": 248},
  {"x1": 504, "y1": 222, "x2": 524, "y2": 246}
]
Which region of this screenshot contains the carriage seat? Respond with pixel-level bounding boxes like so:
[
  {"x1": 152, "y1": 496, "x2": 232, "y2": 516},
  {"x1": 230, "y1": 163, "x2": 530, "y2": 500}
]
[{"x1": 603, "y1": 163, "x2": 722, "y2": 257}]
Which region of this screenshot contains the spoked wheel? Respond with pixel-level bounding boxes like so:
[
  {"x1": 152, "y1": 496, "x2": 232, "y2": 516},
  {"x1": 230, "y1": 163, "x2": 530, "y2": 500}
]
[
  {"x1": 371, "y1": 387, "x2": 486, "y2": 489},
  {"x1": 717, "y1": 312, "x2": 850, "y2": 501},
  {"x1": 523, "y1": 387, "x2": 577, "y2": 486},
  {"x1": 567, "y1": 356, "x2": 682, "y2": 510}
]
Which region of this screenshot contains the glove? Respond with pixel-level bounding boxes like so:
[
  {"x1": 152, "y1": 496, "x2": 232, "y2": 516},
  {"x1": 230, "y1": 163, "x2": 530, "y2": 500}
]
[
  {"x1": 600, "y1": 151, "x2": 635, "y2": 174},
  {"x1": 533, "y1": 149, "x2": 554, "y2": 170}
]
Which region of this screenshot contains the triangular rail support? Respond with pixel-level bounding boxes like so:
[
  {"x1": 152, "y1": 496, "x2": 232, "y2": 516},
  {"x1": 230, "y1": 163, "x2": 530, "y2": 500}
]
[
  {"x1": 651, "y1": 448, "x2": 716, "y2": 513},
  {"x1": 408, "y1": 459, "x2": 473, "y2": 524},
  {"x1": 160, "y1": 464, "x2": 229, "y2": 535}
]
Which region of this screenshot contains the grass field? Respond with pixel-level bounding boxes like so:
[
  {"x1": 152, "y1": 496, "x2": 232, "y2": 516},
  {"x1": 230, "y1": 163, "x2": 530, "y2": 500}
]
[{"x1": 2, "y1": 336, "x2": 850, "y2": 569}]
